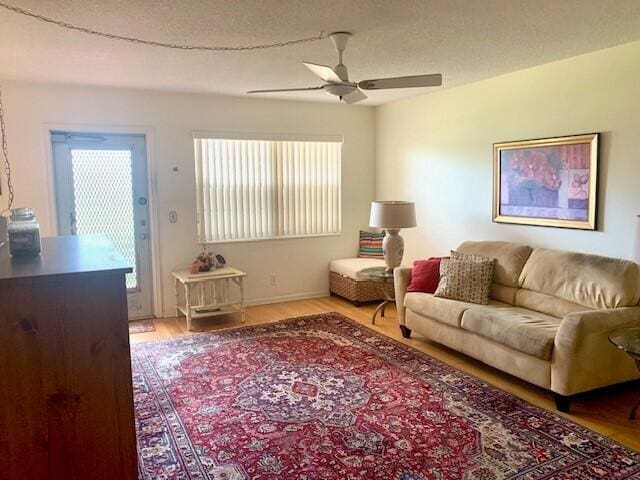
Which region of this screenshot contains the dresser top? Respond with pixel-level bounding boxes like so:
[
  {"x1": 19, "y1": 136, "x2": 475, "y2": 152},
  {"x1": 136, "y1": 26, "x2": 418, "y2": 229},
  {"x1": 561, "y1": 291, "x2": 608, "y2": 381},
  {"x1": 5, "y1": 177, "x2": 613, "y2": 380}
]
[{"x1": 0, "y1": 235, "x2": 132, "y2": 281}]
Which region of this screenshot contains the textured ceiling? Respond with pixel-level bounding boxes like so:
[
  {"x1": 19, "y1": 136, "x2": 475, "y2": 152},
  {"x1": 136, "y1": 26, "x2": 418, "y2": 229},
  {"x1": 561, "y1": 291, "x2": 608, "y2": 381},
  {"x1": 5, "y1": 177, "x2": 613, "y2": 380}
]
[{"x1": 1, "y1": 0, "x2": 640, "y2": 105}]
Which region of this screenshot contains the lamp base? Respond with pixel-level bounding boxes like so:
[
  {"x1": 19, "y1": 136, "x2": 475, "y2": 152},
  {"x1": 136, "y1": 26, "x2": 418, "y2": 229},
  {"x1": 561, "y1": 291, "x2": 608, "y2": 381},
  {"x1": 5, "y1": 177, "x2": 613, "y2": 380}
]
[{"x1": 382, "y1": 229, "x2": 404, "y2": 272}]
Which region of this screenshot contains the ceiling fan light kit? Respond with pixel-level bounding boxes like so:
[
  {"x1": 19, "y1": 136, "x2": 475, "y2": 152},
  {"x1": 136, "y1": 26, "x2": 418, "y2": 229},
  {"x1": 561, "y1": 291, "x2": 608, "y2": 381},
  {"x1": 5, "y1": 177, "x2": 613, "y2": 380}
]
[{"x1": 247, "y1": 31, "x2": 443, "y2": 104}]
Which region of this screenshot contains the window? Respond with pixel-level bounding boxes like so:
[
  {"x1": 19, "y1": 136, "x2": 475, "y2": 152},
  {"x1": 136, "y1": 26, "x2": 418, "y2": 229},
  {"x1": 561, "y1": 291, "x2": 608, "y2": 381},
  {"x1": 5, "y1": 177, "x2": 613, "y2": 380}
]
[{"x1": 194, "y1": 135, "x2": 342, "y2": 243}]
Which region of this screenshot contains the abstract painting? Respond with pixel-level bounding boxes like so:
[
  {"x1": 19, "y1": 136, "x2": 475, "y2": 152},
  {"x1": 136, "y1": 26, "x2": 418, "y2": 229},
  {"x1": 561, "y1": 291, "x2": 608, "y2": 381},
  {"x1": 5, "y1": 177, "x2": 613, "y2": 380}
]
[{"x1": 493, "y1": 133, "x2": 599, "y2": 229}]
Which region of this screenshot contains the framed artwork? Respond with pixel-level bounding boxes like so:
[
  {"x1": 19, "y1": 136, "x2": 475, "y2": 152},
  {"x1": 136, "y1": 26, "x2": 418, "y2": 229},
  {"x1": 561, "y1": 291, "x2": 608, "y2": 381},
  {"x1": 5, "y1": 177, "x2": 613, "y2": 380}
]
[{"x1": 493, "y1": 133, "x2": 599, "y2": 230}]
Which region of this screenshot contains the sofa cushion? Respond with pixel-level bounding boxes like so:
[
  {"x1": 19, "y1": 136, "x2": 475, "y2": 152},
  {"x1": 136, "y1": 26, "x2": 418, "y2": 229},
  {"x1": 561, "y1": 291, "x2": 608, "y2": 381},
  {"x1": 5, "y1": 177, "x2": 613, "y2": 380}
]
[
  {"x1": 515, "y1": 289, "x2": 591, "y2": 318},
  {"x1": 461, "y1": 307, "x2": 562, "y2": 360},
  {"x1": 457, "y1": 241, "x2": 532, "y2": 288},
  {"x1": 519, "y1": 248, "x2": 640, "y2": 309},
  {"x1": 404, "y1": 292, "x2": 508, "y2": 327},
  {"x1": 329, "y1": 258, "x2": 386, "y2": 281}
]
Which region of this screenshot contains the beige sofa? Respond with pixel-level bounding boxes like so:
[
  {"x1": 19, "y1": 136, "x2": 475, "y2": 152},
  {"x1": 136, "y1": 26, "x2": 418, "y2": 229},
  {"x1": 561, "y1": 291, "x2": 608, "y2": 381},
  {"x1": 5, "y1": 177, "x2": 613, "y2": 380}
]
[{"x1": 394, "y1": 240, "x2": 640, "y2": 411}]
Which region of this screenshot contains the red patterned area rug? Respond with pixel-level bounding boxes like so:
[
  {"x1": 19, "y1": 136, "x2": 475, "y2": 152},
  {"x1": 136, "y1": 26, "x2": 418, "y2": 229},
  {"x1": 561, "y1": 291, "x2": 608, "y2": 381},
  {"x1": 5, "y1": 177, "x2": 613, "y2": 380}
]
[{"x1": 132, "y1": 313, "x2": 640, "y2": 479}]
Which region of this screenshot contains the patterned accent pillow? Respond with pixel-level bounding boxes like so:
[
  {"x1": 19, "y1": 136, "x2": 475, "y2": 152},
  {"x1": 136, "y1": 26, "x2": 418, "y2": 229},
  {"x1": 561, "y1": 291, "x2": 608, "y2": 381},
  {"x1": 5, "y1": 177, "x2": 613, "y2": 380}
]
[
  {"x1": 358, "y1": 230, "x2": 385, "y2": 258},
  {"x1": 434, "y1": 251, "x2": 495, "y2": 304},
  {"x1": 440, "y1": 257, "x2": 450, "y2": 276}
]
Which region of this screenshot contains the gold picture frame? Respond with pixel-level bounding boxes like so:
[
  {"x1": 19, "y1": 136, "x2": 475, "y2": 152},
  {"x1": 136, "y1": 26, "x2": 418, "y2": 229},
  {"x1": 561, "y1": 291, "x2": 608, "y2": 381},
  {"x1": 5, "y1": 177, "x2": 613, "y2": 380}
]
[{"x1": 493, "y1": 133, "x2": 599, "y2": 230}]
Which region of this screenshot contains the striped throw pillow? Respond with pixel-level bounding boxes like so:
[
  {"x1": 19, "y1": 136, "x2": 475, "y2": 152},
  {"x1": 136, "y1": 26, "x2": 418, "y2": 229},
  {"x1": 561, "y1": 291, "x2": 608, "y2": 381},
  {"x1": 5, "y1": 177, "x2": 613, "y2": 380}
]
[{"x1": 359, "y1": 230, "x2": 385, "y2": 258}]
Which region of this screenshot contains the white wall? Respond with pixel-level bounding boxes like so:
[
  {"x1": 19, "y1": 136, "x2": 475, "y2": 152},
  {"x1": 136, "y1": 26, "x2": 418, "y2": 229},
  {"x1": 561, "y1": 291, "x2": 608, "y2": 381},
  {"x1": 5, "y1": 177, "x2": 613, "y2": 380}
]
[
  {"x1": 376, "y1": 41, "x2": 640, "y2": 263},
  {"x1": 0, "y1": 82, "x2": 375, "y2": 316}
]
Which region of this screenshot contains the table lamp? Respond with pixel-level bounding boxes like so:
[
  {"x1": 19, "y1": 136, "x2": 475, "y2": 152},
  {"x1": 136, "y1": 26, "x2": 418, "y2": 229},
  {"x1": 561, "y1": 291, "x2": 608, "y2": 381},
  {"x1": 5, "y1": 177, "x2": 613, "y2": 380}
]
[{"x1": 369, "y1": 201, "x2": 417, "y2": 272}]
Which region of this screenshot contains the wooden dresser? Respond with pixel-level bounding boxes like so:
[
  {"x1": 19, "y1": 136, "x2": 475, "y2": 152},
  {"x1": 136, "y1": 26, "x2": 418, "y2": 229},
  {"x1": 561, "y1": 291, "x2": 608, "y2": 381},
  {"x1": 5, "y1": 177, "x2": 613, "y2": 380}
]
[{"x1": 0, "y1": 235, "x2": 137, "y2": 480}]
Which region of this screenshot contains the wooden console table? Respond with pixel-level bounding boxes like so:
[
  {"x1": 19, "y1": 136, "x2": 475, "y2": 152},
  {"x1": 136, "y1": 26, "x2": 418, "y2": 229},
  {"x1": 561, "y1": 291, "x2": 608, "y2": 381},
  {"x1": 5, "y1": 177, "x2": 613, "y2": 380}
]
[{"x1": 172, "y1": 266, "x2": 246, "y2": 330}]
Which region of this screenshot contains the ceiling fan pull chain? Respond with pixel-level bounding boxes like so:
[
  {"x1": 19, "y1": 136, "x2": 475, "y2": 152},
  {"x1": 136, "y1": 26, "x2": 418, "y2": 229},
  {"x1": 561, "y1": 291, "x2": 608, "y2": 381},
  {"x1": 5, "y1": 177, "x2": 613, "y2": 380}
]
[
  {"x1": 0, "y1": 2, "x2": 328, "y2": 52},
  {"x1": 0, "y1": 86, "x2": 15, "y2": 214}
]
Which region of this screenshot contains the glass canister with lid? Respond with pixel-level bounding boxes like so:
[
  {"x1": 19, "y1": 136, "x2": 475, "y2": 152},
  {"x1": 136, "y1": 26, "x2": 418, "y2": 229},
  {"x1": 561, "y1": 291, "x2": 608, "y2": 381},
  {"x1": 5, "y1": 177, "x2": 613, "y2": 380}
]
[{"x1": 8, "y1": 207, "x2": 42, "y2": 256}]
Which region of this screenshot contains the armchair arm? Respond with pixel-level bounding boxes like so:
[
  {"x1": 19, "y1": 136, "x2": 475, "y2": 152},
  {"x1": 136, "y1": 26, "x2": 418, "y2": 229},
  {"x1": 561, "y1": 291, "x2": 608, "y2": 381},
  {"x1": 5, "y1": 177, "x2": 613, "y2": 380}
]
[
  {"x1": 551, "y1": 307, "x2": 640, "y2": 395},
  {"x1": 394, "y1": 267, "x2": 412, "y2": 326}
]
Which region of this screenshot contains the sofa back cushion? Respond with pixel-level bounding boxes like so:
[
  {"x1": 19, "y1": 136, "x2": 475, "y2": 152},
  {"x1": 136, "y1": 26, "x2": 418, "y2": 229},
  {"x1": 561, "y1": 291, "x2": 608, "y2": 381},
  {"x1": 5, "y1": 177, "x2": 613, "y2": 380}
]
[
  {"x1": 456, "y1": 242, "x2": 532, "y2": 307},
  {"x1": 490, "y1": 284, "x2": 519, "y2": 305},
  {"x1": 457, "y1": 241, "x2": 532, "y2": 287},
  {"x1": 519, "y1": 248, "x2": 640, "y2": 310},
  {"x1": 515, "y1": 289, "x2": 590, "y2": 318}
]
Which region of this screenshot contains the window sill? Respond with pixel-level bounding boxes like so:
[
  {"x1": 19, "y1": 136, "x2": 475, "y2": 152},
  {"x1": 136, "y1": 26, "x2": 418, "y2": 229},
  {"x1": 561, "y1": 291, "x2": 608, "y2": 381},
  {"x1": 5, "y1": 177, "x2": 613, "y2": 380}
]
[{"x1": 200, "y1": 232, "x2": 341, "y2": 245}]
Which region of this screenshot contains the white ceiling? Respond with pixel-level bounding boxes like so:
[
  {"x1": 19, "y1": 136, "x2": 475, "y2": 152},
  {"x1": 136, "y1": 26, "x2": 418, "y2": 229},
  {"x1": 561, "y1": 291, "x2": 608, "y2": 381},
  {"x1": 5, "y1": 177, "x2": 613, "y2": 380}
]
[{"x1": 1, "y1": 0, "x2": 640, "y2": 105}]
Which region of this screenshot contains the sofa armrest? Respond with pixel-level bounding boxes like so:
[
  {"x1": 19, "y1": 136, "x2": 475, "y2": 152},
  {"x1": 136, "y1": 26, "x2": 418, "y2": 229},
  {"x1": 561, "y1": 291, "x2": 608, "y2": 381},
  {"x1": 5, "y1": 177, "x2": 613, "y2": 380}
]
[
  {"x1": 551, "y1": 307, "x2": 640, "y2": 395},
  {"x1": 394, "y1": 267, "x2": 412, "y2": 326}
]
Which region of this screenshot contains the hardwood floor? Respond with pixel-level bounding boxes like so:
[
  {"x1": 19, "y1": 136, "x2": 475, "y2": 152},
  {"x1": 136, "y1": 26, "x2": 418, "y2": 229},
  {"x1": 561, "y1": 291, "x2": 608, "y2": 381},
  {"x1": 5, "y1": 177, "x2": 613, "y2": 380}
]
[{"x1": 130, "y1": 295, "x2": 640, "y2": 452}]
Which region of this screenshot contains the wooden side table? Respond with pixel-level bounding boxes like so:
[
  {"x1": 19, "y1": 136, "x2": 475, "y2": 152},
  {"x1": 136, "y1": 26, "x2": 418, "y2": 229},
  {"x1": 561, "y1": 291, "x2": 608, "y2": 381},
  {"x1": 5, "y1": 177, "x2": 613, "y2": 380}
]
[
  {"x1": 609, "y1": 327, "x2": 640, "y2": 420},
  {"x1": 172, "y1": 266, "x2": 246, "y2": 331},
  {"x1": 360, "y1": 266, "x2": 395, "y2": 325}
]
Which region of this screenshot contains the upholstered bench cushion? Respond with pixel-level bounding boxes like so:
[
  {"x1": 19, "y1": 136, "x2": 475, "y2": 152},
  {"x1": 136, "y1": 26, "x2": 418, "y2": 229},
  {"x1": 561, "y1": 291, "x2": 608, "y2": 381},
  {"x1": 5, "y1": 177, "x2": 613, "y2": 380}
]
[
  {"x1": 404, "y1": 292, "x2": 509, "y2": 327},
  {"x1": 329, "y1": 258, "x2": 386, "y2": 281},
  {"x1": 461, "y1": 307, "x2": 562, "y2": 360}
]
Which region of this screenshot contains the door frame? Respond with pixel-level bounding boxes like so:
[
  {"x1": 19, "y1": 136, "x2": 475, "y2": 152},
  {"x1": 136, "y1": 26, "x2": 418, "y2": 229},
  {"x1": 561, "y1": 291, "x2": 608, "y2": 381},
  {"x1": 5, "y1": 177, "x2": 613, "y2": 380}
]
[{"x1": 42, "y1": 123, "x2": 162, "y2": 319}]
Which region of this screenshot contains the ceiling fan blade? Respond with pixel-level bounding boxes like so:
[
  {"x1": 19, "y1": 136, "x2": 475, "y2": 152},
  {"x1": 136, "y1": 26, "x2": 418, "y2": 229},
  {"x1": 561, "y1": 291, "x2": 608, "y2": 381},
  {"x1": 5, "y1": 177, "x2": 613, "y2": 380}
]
[
  {"x1": 303, "y1": 62, "x2": 342, "y2": 83},
  {"x1": 342, "y1": 89, "x2": 367, "y2": 104},
  {"x1": 247, "y1": 87, "x2": 323, "y2": 94},
  {"x1": 359, "y1": 74, "x2": 442, "y2": 90}
]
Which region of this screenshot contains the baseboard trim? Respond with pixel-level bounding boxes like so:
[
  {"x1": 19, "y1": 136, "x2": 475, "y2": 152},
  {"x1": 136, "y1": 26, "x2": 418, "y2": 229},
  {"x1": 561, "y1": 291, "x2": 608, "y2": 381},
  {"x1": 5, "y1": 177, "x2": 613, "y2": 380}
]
[
  {"x1": 161, "y1": 290, "x2": 330, "y2": 318},
  {"x1": 245, "y1": 290, "x2": 329, "y2": 307}
]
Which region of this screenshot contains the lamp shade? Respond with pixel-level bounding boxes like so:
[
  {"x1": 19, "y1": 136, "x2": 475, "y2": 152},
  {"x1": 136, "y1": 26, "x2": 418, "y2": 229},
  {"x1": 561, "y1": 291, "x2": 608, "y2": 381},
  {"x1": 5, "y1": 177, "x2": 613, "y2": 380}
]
[{"x1": 369, "y1": 201, "x2": 417, "y2": 229}]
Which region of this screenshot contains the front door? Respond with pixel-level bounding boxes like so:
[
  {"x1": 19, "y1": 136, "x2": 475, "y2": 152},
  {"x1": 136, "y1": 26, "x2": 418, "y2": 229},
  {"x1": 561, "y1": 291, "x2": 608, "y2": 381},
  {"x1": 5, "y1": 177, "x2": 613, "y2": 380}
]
[{"x1": 52, "y1": 132, "x2": 153, "y2": 319}]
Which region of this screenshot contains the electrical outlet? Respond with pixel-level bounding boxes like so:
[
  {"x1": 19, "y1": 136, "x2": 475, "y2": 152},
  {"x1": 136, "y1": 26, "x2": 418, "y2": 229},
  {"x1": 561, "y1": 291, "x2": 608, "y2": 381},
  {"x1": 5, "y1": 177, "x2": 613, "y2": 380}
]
[
  {"x1": 269, "y1": 275, "x2": 276, "y2": 286},
  {"x1": 169, "y1": 211, "x2": 178, "y2": 223}
]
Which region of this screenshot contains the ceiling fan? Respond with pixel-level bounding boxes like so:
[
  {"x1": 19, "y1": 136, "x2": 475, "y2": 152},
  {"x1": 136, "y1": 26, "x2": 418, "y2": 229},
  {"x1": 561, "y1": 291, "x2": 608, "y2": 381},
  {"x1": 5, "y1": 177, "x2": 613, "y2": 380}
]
[{"x1": 247, "y1": 32, "x2": 442, "y2": 104}]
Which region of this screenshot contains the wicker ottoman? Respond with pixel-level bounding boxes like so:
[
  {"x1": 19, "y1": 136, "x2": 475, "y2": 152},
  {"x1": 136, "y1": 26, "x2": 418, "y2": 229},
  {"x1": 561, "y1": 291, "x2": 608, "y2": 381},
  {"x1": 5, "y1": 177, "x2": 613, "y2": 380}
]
[{"x1": 329, "y1": 258, "x2": 388, "y2": 306}]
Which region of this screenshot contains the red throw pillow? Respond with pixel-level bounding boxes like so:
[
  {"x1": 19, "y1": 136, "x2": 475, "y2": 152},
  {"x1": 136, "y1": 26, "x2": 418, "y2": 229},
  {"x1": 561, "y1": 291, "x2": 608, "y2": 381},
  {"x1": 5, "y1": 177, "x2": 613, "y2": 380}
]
[{"x1": 407, "y1": 257, "x2": 448, "y2": 294}]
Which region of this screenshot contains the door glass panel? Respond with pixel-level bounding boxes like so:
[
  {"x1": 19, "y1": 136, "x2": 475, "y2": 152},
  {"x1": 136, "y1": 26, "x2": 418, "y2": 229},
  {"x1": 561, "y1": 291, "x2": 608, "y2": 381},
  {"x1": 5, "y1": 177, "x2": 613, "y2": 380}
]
[{"x1": 70, "y1": 148, "x2": 138, "y2": 289}]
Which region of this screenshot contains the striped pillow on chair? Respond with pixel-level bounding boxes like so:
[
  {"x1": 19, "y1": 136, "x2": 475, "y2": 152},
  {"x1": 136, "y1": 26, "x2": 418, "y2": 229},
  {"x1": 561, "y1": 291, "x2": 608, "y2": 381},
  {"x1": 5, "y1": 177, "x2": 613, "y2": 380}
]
[{"x1": 358, "y1": 230, "x2": 385, "y2": 258}]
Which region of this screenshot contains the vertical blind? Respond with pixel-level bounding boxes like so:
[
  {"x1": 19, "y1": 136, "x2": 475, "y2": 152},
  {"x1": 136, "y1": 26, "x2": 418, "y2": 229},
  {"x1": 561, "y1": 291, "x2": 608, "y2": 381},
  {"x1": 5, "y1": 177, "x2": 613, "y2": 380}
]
[{"x1": 194, "y1": 137, "x2": 342, "y2": 242}]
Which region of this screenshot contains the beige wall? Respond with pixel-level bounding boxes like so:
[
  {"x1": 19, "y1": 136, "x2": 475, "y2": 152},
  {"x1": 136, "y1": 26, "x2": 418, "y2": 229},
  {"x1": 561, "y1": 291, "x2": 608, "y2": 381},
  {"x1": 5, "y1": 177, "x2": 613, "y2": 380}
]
[
  {"x1": 0, "y1": 82, "x2": 375, "y2": 316},
  {"x1": 375, "y1": 41, "x2": 640, "y2": 263},
  {"x1": 3, "y1": 39, "x2": 638, "y2": 316}
]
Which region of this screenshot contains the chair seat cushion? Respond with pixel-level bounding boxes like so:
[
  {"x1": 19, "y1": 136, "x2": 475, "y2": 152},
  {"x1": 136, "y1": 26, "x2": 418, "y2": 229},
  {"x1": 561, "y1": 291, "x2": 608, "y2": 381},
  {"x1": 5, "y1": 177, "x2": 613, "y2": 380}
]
[
  {"x1": 404, "y1": 292, "x2": 508, "y2": 327},
  {"x1": 461, "y1": 307, "x2": 562, "y2": 360},
  {"x1": 329, "y1": 258, "x2": 386, "y2": 281}
]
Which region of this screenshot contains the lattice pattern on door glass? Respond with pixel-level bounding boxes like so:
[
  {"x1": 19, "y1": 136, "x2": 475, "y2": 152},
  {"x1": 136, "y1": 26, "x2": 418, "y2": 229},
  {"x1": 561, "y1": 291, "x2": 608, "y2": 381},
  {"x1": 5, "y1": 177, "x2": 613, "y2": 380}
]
[{"x1": 70, "y1": 149, "x2": 137, "y2": 289}]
